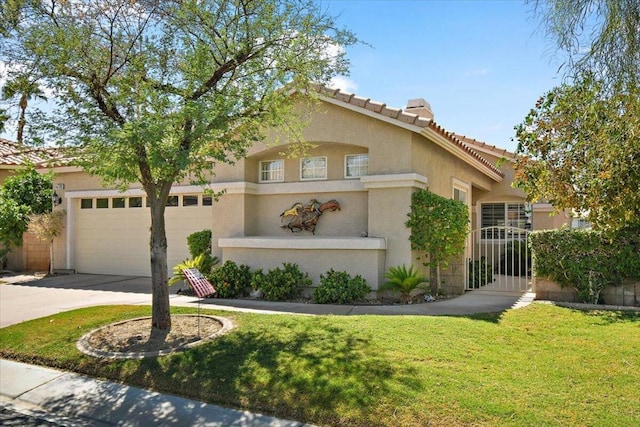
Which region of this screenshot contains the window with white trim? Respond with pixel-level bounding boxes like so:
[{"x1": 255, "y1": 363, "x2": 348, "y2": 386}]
[
  {"x1": 300, "y1": 156, "x2": 327, "y2": 180},
  {"x1": 259, "y1": 159, "x2": 284, "y2": 182},
  {"x1": 453, "y1": 187, "x2": 467, "y2": 204},
  {"x1": 345, "y1": 154, "x2": 369, "y2": 178}
]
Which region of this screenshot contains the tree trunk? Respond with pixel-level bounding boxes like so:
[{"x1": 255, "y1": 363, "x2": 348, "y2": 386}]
[
  {"x1": 17, "y1": 100, "x2": 26, "y2": 145},
  {"x1": 149, "y1": 199, "x2": 171, "y2": 331}
]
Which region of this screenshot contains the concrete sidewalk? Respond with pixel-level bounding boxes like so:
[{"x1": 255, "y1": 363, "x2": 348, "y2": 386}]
[{"x1": 0, "y1": 359, "x2": 311, "y2": 427}]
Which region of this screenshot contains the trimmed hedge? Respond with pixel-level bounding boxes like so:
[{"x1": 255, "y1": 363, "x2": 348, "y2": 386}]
[{"x1": 530, "y1": 226, "x2": 640, "y2": 303}]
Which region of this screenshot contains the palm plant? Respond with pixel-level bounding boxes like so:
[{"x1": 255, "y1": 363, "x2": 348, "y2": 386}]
[
  {"x1": 380, "y1": 264, "x2": 430, "y2": 303},
  {"x1": 169, "y1": 253, "x2": 219, "y2": 286},
  {"x1": 1, "y1": 74, "x2": 46, "y2": 144}
]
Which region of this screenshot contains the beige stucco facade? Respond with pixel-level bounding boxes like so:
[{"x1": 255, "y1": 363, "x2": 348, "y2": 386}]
[{"x1": 7, "y1": 88, "x2": 569, "y2": 293}]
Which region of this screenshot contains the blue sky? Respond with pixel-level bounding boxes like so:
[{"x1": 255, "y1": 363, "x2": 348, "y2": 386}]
[
  {"x1": 2, "y1": 1, "x2": 566, "y2": 152},
  {"x1": 323, "y1": 0, "x2": 567, "y2": 151}
]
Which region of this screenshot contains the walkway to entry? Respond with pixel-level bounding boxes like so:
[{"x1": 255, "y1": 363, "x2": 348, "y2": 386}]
[{"x1": 0, "y1": 273, "x2": 535, "y2": 328}]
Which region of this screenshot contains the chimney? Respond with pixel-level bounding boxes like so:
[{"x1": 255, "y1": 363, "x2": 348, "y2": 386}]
[{"x1": 405, "y1": 98, "x2": 434, "y2": 120}]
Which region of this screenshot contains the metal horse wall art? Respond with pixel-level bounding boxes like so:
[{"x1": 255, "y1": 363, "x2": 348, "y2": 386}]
[{"x1": 280, "y1": 199, "x2": 341, "y2": 234}]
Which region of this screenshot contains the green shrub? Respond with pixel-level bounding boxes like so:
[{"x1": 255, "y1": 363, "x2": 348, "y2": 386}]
[
  {"x1": 379, "y1": 264, "x2": 429, "y2": 303},
  {"x1": 207, "y1": 260, "x2": 253, "y2": 299},
  {"x1": 314, "y1": 269, "x2": 371, "y2": 304},
  {"x1": 186, "y1": 229, "x2": 218, "y2": 273},
  {"x1": 250, "y1": 262, "x2": 311, "y2": 301},
  {"x1": 531, "y1": 226, "x2": 640, "y2": 303},
  {"x1": 468, "y1": 256, "x2": 493, "y2": 288}
]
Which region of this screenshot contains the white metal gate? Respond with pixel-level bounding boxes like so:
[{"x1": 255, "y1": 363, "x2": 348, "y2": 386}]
[{"x1": 466, "y1": 226, "x2": 532, "y2": 292}]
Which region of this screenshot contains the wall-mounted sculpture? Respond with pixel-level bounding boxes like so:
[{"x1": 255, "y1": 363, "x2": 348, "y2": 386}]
[{"x1": 280, "y1": 199, "x2": 341, "y2": 234}]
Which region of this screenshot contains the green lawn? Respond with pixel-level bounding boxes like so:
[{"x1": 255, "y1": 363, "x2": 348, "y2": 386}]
[{"x1": 1, "y1": 303, "x2": 638, "y2": 426}]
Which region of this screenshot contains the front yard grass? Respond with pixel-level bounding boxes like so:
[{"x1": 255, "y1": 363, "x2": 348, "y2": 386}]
[{"x1": 1, "y1": 303, "x2": 638, "y2": 426}]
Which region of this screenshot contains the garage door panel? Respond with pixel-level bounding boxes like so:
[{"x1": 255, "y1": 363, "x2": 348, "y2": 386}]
[{"x1": 75, "y1": 202, "x2": 213, "y2": 276}]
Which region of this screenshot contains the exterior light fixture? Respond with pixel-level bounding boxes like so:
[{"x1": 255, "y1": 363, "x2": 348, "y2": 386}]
[{"x1": 52, "y1": 191, "x2": 62, "y2": 206}]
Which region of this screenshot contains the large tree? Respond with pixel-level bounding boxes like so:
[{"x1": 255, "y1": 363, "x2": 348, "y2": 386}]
[
  {"x1": 1, "y1": 0, "x2": 357, "y2": 331},
  {"x1": 515, "y1": 74, "x2": 640, "y2": 232},
  {"x1": 530, "y1": 0, "x2": 640, "y2": 88},
  {"x1": 515, "y1": 1, "x2": 640, "y2": 231}
]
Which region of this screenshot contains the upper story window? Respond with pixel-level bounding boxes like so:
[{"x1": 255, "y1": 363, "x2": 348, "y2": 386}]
[
  {"x1": 301, "y1": 156, "x2": 327, "y2": 180},
  {"x1": 260, "y1": 159, "x2": 284, "y2": 182},
  {"x1": 345, "y1": 154, "x2": 369, "y2": 178}
]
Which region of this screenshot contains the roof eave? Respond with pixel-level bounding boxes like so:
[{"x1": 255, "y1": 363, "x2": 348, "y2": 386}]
[{"x1": 318, "y1": 92, "x2": 504, "y2": 182}]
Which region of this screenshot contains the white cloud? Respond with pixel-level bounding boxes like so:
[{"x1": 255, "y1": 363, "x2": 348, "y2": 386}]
[{"x1": 328, "y1": 76, "x2": 358, "y2": 93}]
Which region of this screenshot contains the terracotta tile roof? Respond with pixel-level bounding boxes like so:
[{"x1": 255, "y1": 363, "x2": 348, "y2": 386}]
[
  {"x1": 0, "y1": 138, "x2": 60, "y2": 167},
  {"x1": 453, "y1": 133, "x2": 516, "y2": 159},
  {"x1": 315, "y1": 85, "x2": 504, "y2": 178}
]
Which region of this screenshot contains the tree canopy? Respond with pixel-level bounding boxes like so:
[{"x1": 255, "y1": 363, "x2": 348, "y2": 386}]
[
  {"x1": 515, "y1": 74, "x2": 640, "y2": 232},
  {"x1": 530, "y1": 0, "x2": 640, "y2": 88},
  {"x1": 1, "y1": 0, "x2": 358, "y2": 330},
  {"x1": 516, "y1": 1, "x2": 640, "y2": 232}
]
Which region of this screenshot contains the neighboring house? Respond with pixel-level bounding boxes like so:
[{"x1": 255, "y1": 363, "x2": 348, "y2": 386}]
[
  {"x1": 41, "y1": 87, "x2": 570, "y2": 292},
  {"x1": 0, "y1": 138, "x2": 59, "y2": 272}
]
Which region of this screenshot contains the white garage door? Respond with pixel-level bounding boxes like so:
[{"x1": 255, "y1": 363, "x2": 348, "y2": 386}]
[{"x1": 74, "y1": 195, "x2": 213, "y2": 276}]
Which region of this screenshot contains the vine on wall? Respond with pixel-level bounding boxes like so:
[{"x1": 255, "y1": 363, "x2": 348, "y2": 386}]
[{"x1": 406, "y1": 189, "x2": 469, "y2": 291}]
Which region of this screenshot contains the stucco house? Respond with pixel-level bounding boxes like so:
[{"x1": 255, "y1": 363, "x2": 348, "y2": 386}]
[{"x1": 6, "y1": 88, "x2": 571, "y2": 293}]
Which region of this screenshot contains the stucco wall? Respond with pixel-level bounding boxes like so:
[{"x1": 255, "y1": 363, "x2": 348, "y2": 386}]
[
  {"x1": 411, "y1": 133, "x2": 494, "y2": 198},
  {"x1": 219, "y1": 236, "x2": 386, "y2": 290}
]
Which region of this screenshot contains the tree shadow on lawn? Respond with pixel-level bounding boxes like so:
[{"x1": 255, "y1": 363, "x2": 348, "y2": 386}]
[{"x1": 128, "y1": 317, "x2": 424, "y2": 425}]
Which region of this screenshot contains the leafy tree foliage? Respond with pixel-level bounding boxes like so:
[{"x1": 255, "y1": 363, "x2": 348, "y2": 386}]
[
  {"x1": 515, "y1": 74, "x2": 640, "y2": 232},
  {"x1": 530, "y1": 0, "x2": 640, "y2": 88},
  {"x1": 0, "y1": 165, "x2": 52, "y2": 249},
  {"x1": 517, "y1": 1, "x2": 640, "y2": 232},
  {"x1": 0, "y1": 108, "x2": 9, "y2": 133},
  {"x1": 1, "y1": 0, "x2": 357, "y2": 330},
  {"x1": 0, "y1": 196, "x2": 30, "y2": 248}
]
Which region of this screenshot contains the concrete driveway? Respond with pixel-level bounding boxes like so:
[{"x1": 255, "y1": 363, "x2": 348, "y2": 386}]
[{"x1": 0, "y1": 273, "x2": 535, "y2": 328}]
